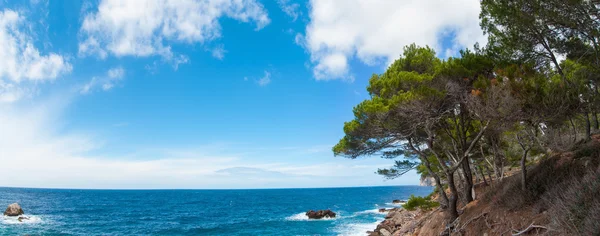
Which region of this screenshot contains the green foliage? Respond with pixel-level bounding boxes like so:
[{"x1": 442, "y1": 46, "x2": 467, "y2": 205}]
[
  {"x1": 402, "y1": 194, "x2": 440, "y2": 211},
  {"x1": 333, "y1": 0, "x2": 600, "y2": 222}
]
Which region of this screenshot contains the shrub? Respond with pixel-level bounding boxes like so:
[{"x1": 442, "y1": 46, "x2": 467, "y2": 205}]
[
  {"x1": 545, "y1": 167, "x2": 600, "y2": 235},
  {"x1": 403, "y1": 194, "x2": 440, "y2": 211}
]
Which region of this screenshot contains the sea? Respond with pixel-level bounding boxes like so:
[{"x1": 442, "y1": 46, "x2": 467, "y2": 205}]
[{"x1": 0, "y1": 186, "x2": 433, "y2": 235}]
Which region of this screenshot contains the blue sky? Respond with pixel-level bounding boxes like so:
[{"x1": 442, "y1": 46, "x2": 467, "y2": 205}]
[{"x1": 0, "y1": 0, "x2": 484, "y2": 189}]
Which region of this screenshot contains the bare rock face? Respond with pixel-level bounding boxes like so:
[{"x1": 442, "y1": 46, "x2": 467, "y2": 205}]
[
  {"x1": 305, "y1": 209, "x2": 336, "y2": 219},
  {"x1": 369, "y1": 208, "x2": 425, "y2": 236},
  {"x1": 4, "y1": 203, "x2": 24, "y2": 216}
]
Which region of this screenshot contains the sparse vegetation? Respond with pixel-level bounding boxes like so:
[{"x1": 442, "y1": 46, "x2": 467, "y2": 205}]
[{"x1": 403, "y1": 194, "x2": 440, "y2": 211}]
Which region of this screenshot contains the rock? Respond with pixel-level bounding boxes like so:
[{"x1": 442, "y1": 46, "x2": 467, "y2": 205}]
[
  {"x1": 4, "y1": 203, "x2": 24, "y2": 216},
  {"x1": 17, "y1": 216, "x2": 29, "y2": 222},
  {"x1": 380, "y1": 228, "x2": 392, "y2": 236},
  {"x1": 379, "y1": 208, "x2": 387, "y2": 213},
  {"x1": 392, "y1": 199, "x2": 406, "y2": 204},
  {"x1": 305, "y1": 209, "x2": 336, "y2": 219}
]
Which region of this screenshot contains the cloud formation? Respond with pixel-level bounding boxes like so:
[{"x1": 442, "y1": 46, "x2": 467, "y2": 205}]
[
  {"x1": 79, "y1": 0, "x2": 270, "y2": 64},
  {"x1": 0, "y1": 10, "x2": 72, "y2": 102},
  {"x1": 257, "y1": 70, "x2": 271, "y2": 86},
  {"x1": 0, "y1": 97, "x2": 416, "y2": 189},
  {"x1": 300, "y1": 0, "x2": 485, "y2": 80},
  {"x1": 81, "y1": 66, "x2": 125, "y2": 94},
  {"x1": 277, "y1": 0, "x2": 301, "y2": 22}
]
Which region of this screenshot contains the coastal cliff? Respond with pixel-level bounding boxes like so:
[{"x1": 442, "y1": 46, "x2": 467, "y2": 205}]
[{"x1": 418, "y1": 176, "x2": 435, "y2": 187}]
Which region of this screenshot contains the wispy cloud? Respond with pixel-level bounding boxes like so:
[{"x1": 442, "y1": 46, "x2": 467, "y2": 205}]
[
  {"x1": 209, "y1": 45, "x2": 227, "y2": 60},
  {"x1": 0, "y1": 97, "x2": 417, "y2": 189},
  {"x1": 81, "y1": 66, "x2": 125, "y2": 94},
  {"x1": 257, "y1": 71, "x2": 271, "y2": 86},
  {"x1": 277, "y1": 0, "x2": 301, "y2": 22}
]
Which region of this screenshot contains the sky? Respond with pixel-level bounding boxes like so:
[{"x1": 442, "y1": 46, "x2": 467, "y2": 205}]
[{"x1": 0, "y1": 0, "x2": 486, "y2": 189}]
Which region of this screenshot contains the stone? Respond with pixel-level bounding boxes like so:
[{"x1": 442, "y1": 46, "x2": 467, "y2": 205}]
[
  {"x1": 380, "y1": 228, "x2": 392, "y2": 236},
  {"x1": 305, "y1": 209, "x2": 336, "y2": 219},
  {"x1": 17, "y1": 216, "x2": 29, "y2": 222},
  {"x1": 379, "y1": 208, "x2": 387, "y2": 213},
  {"x1": 392, "y1": 199, "x2": 406, "y2": 204},
  {"x1": 4, "y1": 203, "x2": 24, "y2": 216}
]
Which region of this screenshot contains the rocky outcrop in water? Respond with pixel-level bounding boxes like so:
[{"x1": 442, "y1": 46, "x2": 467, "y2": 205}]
[
  {"x1": 392, "y1": 199, "x2": 406, "y2": 204},
  {"x1": 4, "y1": 203, "x2": 24, "y2": 216},
  {"x1": 305, "y1": 209, "x2": 336, "y2": 219}
]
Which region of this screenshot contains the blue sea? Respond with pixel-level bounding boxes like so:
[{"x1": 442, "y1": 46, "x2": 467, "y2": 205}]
[{"x1": 0, "y1": 186, "x2": 433, "y2": 235}]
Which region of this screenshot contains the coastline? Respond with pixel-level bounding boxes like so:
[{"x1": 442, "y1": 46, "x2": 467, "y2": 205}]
[{"x1": 368, "y1": 207, "x2": 435, "y2": 236}]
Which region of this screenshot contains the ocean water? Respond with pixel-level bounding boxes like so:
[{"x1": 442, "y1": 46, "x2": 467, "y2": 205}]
[{"x1": 0, "y1": 186, "x2": 433, "y2": 235}]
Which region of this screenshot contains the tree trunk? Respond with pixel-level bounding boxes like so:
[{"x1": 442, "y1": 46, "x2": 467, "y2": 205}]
[
  {"x1": 478, "y1": 166, "x2": 488, "y2": 186},
  {"x1": 417, "y1": 148, "x2": 449, "y2": 208},
  {"x1": 521, "y1": 149, "x2": 529, "y2": 191},
  {"x1": 461, "y1": 158, "x2": 474, "y2": 202},
  {"x1": 586, "y1": 112, "x2": 592, "y2": 139},
  {"x1": 594, "y1": 112, "x2": 599, "y2": 131},
  {"x1": 485, "y1": 165, "x2": 494, "y2": 184},
  {"x1": 433, "y1": 175, "x2": 449, "y2": 208},
  {"x1": 425, "y1": 162, "x2": 448, "y2": 208},
  {"x1": 446, "y1": 171, "x2": 459, "y2": 221},
  {"x1": 570, "y1": 118, "x2": 577, "y2": 142}
]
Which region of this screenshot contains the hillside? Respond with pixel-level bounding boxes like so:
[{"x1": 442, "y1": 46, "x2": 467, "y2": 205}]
[{"x1": 370, "y1": 135, "x2": 600, "y2": 236}]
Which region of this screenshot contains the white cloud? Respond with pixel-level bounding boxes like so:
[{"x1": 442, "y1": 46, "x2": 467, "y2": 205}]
[
  {"x1": 277, "y1": 0, "x2": 301, "y2": 22},
  {"x1": 81, "y1": 66, "x2": 125, "y2": 94},
  {"x1": 79, "y1": 0, "x2": 270, "y2": 65},
  {"x1": 300, "y1": 0, "x2": 486, "y2": 80},
  {"x1": 0, "y1": 98, "x2": 417, "y2": 189},
  {"x1": 0, "y1": 10, "x2": 72, "y2": 102},
  {"x1": 210, "y1": 45, "x2": 227, "y2": 60},
  {"x1": 257, "y1": 70, "x2": 271, "y2": 86}
]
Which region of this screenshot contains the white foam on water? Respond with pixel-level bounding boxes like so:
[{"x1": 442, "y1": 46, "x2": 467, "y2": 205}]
[
  {"x1": 333, "y1": 220, "x2": 381, "y2": 236},
  {"x1": 354, "y1": 209, "x2": 387, "y2": 215},
  {"x1": 1, "y1": 215, "x2": 43, "y2": 225},
  {"x1": 285, "y1": 212, "x2": 338, "y2": 221},
  {"x1": 385, "y1": 202, "x2": 406, "y2": 207}
]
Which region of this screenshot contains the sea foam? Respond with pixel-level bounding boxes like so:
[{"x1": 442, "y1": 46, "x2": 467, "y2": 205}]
[
  {"x1": 1, "y1": 215, "x2": 43, "y2": 225},
  {"x1": 285, "y1": 212, "x2": 337, "y2": 221},
  {"x1": 334, "y1": 220, "x2": 381, "y2": 236},
  {"x1": 354, "y1": 209, "x2": 387, "y2": 215}
]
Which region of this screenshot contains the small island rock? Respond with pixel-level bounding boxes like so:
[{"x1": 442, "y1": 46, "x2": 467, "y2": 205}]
[
  {"x1": 305, "y1": 209, "x2": 336, "y2": 219},
  {"x1": 4, "y1": 203, "x2": 24, "y2": 216},
  {"x1": 392, "y1": 199, "x2": 406, "y2": 204}
]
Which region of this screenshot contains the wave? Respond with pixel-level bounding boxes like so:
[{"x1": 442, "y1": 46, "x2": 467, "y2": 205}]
[
  {"x1": 354, "y1": 209, "x2": 387, "y2": 215},
  {"x1": 333, "y1": 220, "x2": 381, "y2": 236},
  {"x1": 384, "y1": 202, "x2": 406, "y2": 207},
  {"x1": 285, "y1": 212, "x2": 337, "y2": 221},
  {"x1": 1, "y1": 215, "x2": 43, "y2": 225}
]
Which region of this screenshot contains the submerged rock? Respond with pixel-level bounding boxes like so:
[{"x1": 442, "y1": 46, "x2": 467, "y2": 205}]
[
  {"x1": 4, "y1": 203, "x2": 24, "y2": 216},
  {"x1": 17, "y1": 216, "x2": 29, "y2": 222},
  {"x1": 379, "y1": 208, "x2": 387, "y2": 213},
  {"x1": 305, "y1": 209, "x2": 336, "y2": 219}
]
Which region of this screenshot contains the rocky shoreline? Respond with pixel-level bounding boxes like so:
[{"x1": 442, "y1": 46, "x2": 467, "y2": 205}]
[{"x1": 368, "y1": 207, "x2": 435, "y2": 236}]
